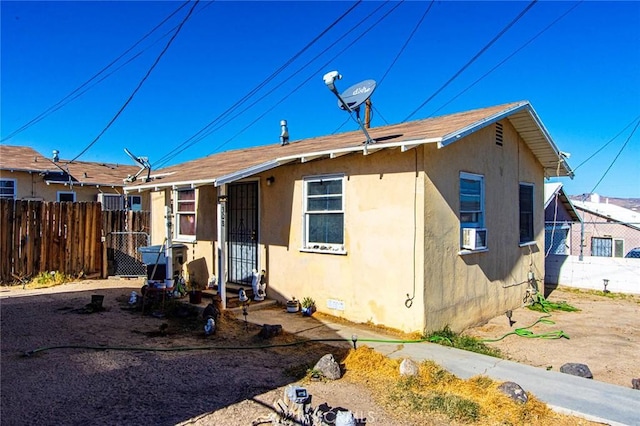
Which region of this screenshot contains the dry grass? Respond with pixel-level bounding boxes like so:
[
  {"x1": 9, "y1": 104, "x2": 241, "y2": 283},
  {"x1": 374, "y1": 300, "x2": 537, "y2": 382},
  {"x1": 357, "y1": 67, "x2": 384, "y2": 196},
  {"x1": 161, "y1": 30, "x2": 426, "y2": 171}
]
[{"x1": 340, "y1": 346, "x2": 599, "y2": 425}]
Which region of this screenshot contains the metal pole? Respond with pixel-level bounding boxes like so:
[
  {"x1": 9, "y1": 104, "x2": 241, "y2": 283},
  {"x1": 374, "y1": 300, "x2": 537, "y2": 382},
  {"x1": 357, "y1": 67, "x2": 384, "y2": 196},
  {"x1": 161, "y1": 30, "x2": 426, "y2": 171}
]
[
  {"x1": 217, "y1": 186, "x2": 227, "y2": 309},
  {"x1": 165, "y1": 205, "x2": 173, "y2": 283}
]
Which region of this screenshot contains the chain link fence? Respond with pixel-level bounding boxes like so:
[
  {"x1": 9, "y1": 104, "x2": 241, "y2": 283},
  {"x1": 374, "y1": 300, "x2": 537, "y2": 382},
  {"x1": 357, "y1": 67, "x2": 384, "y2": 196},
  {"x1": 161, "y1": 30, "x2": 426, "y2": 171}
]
[
  {"x1": 106, "y1": 232, "x2": 150, "y2": 277},
  {"x1": 545, "y1": 221, "x2": 640, "y2": 259}
]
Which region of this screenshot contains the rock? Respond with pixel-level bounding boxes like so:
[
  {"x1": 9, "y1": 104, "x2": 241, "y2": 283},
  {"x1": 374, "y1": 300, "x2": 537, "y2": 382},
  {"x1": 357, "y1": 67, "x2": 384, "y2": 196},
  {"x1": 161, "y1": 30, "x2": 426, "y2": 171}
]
[
  {"x1": 399, "y1": 358, "x2": 419, "y2": 377},
  {"x1": 498, "y1": 381, "x2": 528, "y2": 404},
  {"x1": 560, "y1": 363, "x2": 593, "y2": 379},
  {"x1": 632, "y1": 378, "x2": 640, "y2": 390},
  {"x1": 257, "y1": 324, "x2": 282, "y2": 339},
  {"x1": 313, "y1": 354, "x2": 341, "y2": 380}
]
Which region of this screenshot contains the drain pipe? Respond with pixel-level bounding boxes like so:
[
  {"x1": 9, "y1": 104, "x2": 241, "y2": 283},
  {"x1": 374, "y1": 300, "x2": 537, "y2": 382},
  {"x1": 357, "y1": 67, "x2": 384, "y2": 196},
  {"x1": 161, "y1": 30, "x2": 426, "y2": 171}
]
[
  {"x1": 165, "y1": 205, "x2": 173, "y2": 286},
  {"x1": 217, "y1": 186, "x2": 227, "y2": 309}
]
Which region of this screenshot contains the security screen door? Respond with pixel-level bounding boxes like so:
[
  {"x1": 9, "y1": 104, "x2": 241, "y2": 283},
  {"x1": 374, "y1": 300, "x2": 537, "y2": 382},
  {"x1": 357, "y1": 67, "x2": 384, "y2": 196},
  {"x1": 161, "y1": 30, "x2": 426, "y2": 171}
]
[{"x1": 227, "y1": 182, "x2": 258, "y2": 284}]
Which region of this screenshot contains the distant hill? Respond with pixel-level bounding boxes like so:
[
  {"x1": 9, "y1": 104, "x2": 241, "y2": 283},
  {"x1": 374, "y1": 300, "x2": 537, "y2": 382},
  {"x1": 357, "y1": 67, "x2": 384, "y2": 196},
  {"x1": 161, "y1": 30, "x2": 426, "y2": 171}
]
[{"x1": 570, "y1": 194, "x2": 640, "y2": 212}]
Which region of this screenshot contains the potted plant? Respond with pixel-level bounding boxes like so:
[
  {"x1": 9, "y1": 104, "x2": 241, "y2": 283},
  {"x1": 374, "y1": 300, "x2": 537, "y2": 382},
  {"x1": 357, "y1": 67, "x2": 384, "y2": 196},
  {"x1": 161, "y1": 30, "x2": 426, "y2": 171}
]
[
  {"x1": 286, "y1": 297, "x2": 300, "y2": 313},
  {"x1": 301, "y1": 297, "x2": 316, "y2": 316},
  {"x1": 188, "y1": 277, "x2": 204, "y2": 304}
]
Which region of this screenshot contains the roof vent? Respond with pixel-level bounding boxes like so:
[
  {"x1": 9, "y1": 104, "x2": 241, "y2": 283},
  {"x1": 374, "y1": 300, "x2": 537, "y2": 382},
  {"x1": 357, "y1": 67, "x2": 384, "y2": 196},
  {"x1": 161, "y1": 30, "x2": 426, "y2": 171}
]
[
  {"x1": 52, "y1": 150, "x2": 59, "y2": 162},
  {"x1": 495, "y1": 122, "x2": 503, "y2": 146},
  {"x1": 280, "y1": 120, "x2": 289, "y2": 145}
]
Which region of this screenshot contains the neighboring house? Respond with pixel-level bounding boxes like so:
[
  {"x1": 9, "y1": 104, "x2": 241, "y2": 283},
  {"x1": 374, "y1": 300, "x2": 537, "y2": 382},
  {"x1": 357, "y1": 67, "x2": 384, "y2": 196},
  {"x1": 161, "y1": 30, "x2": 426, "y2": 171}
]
[
  {"x1": 572, "y1": 194, "x2": 640, "y2": 258},
  {"x1": 544, "y1": 182, "x2": 581, "y2": 255},
  {"x1": 0, "y1": 145, "x2": 147, "y2": 210},
  {"x1": 125, "y1": 100, "x2": 573, "y2": 333}
]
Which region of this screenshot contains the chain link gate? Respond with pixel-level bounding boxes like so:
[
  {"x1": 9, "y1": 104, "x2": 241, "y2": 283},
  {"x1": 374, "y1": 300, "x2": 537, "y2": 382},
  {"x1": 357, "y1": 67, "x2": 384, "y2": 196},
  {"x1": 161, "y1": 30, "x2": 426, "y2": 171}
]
[{"x1": 106, "y1": 232, "x2": 150, "y2": 277}]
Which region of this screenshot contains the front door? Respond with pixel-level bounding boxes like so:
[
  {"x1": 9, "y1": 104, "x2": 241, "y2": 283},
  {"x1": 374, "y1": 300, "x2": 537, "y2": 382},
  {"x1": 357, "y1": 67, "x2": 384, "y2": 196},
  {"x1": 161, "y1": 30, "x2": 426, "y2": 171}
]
[{"x1": 227, "y1": 181, "x2": 258, "y2": 284}]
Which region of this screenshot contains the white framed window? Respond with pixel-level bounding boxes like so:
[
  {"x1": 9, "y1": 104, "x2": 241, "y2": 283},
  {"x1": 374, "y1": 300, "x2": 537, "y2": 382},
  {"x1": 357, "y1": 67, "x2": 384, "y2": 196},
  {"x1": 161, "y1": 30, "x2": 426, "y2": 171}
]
[
  {"x1": 460, "y1": 172, "x2": 484, "y2": 228},
  {"x1": 302, "y1": 174, "x2": 345, "y2": 253},
  {"x1": 591, "y1": 237, "x2": 612, "y2": 257},
  {"x1": 614, "y1": 238, "x2": 624, "y2": 258},
  {"x1": 57, "y1": 191, "x2": 76, "y2": 202},
  {"x1": 175, "y1": 189, "x2": 196, "y2": 240},
  {"x1": 98, "y1": 194, "x2": 142, "y2": 211},
  {"x1": 0, "y1": 179, "x2": 16, "y2": 199},
  {"x1": 519, "y1": 183, "x2": 534, "y2": 244},
  {"x1": 545, "y1": 223, "x2": 570, "y2": 255}
]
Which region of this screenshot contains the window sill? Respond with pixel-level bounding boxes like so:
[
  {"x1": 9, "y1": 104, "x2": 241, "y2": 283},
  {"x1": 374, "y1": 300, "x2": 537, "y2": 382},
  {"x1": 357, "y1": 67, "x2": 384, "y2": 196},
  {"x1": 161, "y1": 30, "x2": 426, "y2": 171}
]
[
  {"x1": 300, "y1": 247, "x2": 347, "y2": 255},
  {"x1": 519, "y1": 241, "x2": 537, "y2": 247},
  {"x1": 458, "y1": 248, "x2": 488, "y2": 256},
  {"x1": 174, "y1": 237, "x2": 196, "y2": 244}
]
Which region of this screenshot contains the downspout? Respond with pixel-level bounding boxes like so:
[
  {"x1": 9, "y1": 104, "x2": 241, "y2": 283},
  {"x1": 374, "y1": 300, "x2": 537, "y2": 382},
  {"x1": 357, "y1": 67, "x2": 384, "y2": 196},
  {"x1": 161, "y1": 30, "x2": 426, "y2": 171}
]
[{"x1": 217, "y1": 186, "x2": 227, "y2": 309}]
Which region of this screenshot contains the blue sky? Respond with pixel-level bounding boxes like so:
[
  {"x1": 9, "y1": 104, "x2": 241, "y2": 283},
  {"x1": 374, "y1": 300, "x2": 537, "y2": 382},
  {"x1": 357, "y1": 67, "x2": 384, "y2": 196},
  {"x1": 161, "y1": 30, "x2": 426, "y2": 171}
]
[{"x1": 2, "y1": 1, "x2": 639, "y2": 197}]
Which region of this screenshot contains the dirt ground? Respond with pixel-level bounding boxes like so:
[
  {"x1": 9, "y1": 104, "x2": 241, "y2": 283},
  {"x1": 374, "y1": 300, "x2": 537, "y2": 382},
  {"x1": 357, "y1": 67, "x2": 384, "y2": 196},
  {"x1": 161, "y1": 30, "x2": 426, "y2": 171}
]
[
  {"x1": 464, "y1": 286, "x2": 640, "y2": 389},
  {"x1": 0, "y1": 280, "x2": 636, "y2": 425}
]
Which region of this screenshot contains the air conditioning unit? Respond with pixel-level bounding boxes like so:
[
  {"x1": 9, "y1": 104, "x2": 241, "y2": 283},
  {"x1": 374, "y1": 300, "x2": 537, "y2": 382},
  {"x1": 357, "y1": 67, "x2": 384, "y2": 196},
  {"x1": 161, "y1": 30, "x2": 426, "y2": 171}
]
[{"x1": 462, "y1": 228, "x2": 487, "y2": 250}]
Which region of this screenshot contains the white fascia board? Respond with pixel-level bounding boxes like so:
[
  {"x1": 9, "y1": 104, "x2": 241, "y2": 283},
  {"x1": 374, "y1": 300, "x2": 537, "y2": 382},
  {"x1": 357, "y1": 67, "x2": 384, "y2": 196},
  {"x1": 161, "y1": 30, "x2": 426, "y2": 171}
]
[
  {"x1": 440, "y1": 101, "x2": 530, "y2": 148},
  {"x1": 525, "y1": 105, "x2": 575, "y2": 179},
  {"x1": 124, "y1": 178, "x2": 215, "y2": 193},
  {"x1": 215, "y1": 159, "x2": 287, "y2": 187}
]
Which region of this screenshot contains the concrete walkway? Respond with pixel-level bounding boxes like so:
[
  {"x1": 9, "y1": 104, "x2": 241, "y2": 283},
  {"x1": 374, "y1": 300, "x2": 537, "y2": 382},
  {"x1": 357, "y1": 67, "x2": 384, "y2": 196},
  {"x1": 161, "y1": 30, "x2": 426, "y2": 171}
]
[{"x1": 234, "y1": 303, "x2": 639, "y2": 426}]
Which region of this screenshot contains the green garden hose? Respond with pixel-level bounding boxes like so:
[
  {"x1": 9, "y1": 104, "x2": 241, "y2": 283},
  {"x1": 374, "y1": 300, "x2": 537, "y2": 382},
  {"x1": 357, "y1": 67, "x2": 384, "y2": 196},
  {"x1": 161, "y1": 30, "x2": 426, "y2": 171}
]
[
  {"x1": 481, "y1": 293, "x2": 571, "y2": 342},
  {"x1": 22, "y1": 336, "x2": 430, "y2": 357}
]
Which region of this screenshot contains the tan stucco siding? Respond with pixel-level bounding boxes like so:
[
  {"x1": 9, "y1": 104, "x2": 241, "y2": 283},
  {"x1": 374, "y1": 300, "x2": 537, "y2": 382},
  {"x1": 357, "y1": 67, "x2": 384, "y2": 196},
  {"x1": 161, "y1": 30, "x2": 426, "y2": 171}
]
[
  {"x1": 422, "y1": 120, "x2": 545, "y2": 332},
  {"x1": 1, "y1": 170, "x2": 146, "y2": 206},
  {"x1": 149, "y1": 187, "x2": 217, "y2": 287},
  {"x1": 259, "y1": 148, "x2": 425, "y2": 333}
]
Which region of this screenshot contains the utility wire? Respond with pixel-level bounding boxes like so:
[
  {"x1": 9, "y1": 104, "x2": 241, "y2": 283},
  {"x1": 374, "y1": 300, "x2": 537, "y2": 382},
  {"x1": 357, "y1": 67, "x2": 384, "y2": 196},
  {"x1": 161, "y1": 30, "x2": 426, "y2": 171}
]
[
  {"x1": 68, "y1": 0, "x2": 200, "y2": 163},
  {"x1": 378, "y1": 0, "x2": 434, "y2": 87},
  {"x1": 333, "y1": 0, "x2": 433, "y2": 134},
  {"x1": 200, "y1": 1, "x2": 405, "y2": 157},
  {"x1": 152, "y1": 0, "x2": 364, "y2": 168},
  {"x1": 402, "y1": 0, "x2": 538, "y2": 122},
  {"x1": 573, "y1": 113, "x2": 640, "y2": 171},
  {"x1": 586, "y1": 118, "x2": 640, "y2": 195},
  {"x1": 426, "y1": 1, "x2": 583, "y2": 119},
  {"x1": 1, "y1": 1, "x2": 194, "y2": 143}
]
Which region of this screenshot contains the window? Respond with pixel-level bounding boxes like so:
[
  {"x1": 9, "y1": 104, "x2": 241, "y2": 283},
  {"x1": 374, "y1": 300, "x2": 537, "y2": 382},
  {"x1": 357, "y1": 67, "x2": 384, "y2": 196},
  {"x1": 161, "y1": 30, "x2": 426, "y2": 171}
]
[
  {"x1": 175, "y1": 189, "x2": 196, "y2": 240},
  {"x1": 303, "y1": 175, "x2": 344, "y2": 252},
  {"x1": 460, "y1": 172, "x2": 484, "y2": 228},
  {"x1": 99, "y1": 194, "x2": 142, "y2": 211},
  {"x1": 519, "y1": 183, "x2": 534, "y2": 244},
  {"x1": 57, "y1": 191, "x2": 76, "y2": 202},
  {"x1": 614, "y1": 239, "x2": 624, "y2": 258},
  {"x1": 0, "y1": 179, "x2": 16, "y2": 199},
  {"x1": 591, "y1": 237, "x2": 612, "y2": 257}
]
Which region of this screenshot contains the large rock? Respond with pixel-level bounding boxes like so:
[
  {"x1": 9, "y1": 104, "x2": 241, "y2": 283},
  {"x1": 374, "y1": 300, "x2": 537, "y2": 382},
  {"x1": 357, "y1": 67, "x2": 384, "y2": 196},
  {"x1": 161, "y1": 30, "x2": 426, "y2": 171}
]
[
  {"x1": 399, "y1": 358, "x2": 419, "y2": 377},
  {"x1": 498, "y1": 381, "x2": 528, "y2": 404},
  {"x1": 560, "y1": 363, "x2": 593, "y2": 379},
  {"x1": 313, "y1": 354, "x2": 341, "y2": 380},
  {"x1": 632, "y1": 378, "x2": 640, "y2": 390}
]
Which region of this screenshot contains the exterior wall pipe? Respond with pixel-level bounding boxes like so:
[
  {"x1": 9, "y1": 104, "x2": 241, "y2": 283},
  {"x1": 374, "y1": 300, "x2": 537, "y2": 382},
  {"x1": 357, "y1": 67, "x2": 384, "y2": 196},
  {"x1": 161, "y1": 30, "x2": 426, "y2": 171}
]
[{"x1": 217, "y1": 185, "x2": 227, "y2": 309}]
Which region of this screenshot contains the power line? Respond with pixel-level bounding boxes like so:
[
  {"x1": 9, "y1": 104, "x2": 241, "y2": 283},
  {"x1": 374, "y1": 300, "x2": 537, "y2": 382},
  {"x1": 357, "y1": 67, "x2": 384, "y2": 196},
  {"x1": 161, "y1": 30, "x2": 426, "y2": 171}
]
[
  {"x1": 573, "y1": 113, "x2": 640, "y2": 171},
  {"x1": 68, "y1": 0, "x2": 201, "y2": 163},
  {"x1": 587, "y1": 118, "x2": 640, "y2": 195},
  {"x1": 201, "y1": 1, "x2": 405, "y2": 157},
  {"x1": 152, "y1": 0, "x2": 364, "y2": 168},
  {"x1": 426, "y1": 1, "x2": 583, "y2": 119},
  {"x1": 402, "y1": 0, "x2": 538, "y2": 122},
  {"x1": 1, "y1": 0, "x2": 194, "y2": 143}
]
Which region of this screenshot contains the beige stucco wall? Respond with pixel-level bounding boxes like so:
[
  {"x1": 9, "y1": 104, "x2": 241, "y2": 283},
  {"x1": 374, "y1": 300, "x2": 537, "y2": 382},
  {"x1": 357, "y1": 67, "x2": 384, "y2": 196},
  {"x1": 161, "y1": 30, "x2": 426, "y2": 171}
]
[
  {"x1": 148, "y1": 186, "x2": 218, "y2": 288},
  {"x1": 258, "y1": 148, "x2": 426, "y2": 333},
  {"x1": 421, "y1": 120, "x2": 545, "y2": 332}
]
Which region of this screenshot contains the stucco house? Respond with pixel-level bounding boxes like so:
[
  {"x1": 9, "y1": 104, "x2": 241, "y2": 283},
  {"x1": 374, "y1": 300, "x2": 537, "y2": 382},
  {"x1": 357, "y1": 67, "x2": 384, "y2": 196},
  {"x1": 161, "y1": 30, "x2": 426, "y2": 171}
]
[
  {"x1": 0, "y1": 145, "x2": 147, "y2": 210},
  {"x1": 125, "y1": 100, "x2": 573, "y2": 333}
]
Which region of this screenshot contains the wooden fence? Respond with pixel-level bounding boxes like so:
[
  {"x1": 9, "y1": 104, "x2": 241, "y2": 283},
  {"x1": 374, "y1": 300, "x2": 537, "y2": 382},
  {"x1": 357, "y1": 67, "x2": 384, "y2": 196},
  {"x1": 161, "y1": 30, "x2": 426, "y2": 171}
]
[{"x1": 0, "y1": 200, "x2": 150, "y2": 284}]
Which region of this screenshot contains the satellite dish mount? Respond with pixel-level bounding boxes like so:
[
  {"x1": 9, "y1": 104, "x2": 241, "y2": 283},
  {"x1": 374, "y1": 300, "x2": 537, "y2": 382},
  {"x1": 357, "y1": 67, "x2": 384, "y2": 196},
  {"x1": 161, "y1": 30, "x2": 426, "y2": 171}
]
[
  {"x1": 323, "y1": 71, "x2": 376, "y2": 150},
  {"x1": 123, "y1": 148, "x2": 151, "y2": 183}
]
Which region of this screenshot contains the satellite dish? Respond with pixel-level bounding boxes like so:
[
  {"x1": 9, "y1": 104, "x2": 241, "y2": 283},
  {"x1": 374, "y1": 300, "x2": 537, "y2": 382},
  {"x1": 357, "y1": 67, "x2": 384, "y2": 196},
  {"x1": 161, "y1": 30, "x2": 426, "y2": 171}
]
[
  {"x1": 123, "y1": 148, "x2": 151, "y2": 183},
  {"x1": 338, "y1": 79, "x2": 376, "y2": 111}
]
